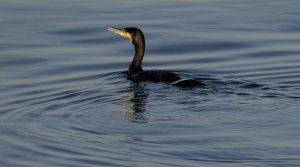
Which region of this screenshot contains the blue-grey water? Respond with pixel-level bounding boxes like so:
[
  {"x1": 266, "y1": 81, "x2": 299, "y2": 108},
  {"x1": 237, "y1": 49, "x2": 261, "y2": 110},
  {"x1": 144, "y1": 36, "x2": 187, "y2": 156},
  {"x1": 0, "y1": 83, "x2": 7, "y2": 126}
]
[{"x1": 1, "y1": 0, "x2": 300, "y2": 166}]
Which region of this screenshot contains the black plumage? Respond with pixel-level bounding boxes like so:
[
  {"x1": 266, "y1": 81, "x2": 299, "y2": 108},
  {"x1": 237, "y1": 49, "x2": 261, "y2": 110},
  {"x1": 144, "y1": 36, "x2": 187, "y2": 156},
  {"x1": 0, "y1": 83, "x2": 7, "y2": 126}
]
[{"x1": 108, "y1": 27, "x2": 205, "y2": 87}]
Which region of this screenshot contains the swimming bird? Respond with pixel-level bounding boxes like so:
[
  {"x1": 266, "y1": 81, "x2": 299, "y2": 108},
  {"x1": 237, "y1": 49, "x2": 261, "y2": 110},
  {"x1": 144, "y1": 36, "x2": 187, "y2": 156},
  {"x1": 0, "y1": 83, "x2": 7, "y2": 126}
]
[{"x1": 108, "y1": 27, "x2": 204, "y2": 87}]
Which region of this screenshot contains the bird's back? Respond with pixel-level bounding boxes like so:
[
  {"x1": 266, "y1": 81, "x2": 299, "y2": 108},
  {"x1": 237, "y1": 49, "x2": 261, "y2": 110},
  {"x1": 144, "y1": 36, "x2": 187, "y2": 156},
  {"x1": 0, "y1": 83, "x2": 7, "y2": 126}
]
[{"x1": 128, "y1": 70, "x2": 180, "y2": 83}]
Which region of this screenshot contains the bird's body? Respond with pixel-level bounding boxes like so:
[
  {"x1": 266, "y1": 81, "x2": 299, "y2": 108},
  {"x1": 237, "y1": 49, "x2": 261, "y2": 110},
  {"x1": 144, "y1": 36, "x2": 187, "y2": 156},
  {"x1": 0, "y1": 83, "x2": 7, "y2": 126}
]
[
  {"x1": 108, "y1": 27, "x2": 204, "y2": 87},
  {"x1": 128, "y1": 70, "x2": 180, "y2": 83}
]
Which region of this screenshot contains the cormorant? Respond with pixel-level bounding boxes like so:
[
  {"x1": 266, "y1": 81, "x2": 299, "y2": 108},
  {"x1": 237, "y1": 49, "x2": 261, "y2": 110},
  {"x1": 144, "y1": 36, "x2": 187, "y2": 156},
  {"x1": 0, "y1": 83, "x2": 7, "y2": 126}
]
[{"x1": 108, "y1": 27, "x2": 204, "y2": 87}]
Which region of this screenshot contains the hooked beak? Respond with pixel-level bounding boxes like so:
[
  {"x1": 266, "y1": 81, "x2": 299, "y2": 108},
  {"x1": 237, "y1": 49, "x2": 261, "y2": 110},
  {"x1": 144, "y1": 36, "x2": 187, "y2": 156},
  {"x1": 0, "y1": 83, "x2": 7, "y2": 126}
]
[{"x1": 108, "y1": 27, "x2": 132, "y2": 41}]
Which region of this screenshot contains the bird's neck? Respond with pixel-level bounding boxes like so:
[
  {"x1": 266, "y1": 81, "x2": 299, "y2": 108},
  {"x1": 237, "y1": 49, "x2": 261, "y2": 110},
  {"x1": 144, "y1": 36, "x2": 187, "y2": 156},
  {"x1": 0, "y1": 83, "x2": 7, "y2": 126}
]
[{"x1": 128, "y1": 36, "x2": 145, "y2": 76}]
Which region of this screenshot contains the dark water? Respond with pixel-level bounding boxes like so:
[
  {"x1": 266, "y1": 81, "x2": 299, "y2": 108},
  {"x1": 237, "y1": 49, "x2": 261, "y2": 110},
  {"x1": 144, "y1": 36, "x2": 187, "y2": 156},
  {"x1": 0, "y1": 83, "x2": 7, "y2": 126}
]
[{"x1": 1, "y1": 0, "x2": 300, "y2": 166}]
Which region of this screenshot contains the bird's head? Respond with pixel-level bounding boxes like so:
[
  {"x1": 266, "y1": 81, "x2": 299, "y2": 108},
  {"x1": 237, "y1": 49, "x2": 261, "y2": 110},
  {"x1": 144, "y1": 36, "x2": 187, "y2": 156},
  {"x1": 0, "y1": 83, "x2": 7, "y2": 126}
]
[{"x1": 108, "y1": 27, "x2": 144, "y2": 44}]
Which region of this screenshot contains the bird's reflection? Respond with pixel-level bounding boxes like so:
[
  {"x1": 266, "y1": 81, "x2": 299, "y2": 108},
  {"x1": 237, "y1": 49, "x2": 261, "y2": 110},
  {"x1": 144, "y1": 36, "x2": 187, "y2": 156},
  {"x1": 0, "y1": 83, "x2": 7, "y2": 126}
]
[
  {"x1": 125, "y1": 84, "x2": 148, "y2": 123},
  {"x1": 131, "y1": 87, "x2": 147, "y2": 113}
]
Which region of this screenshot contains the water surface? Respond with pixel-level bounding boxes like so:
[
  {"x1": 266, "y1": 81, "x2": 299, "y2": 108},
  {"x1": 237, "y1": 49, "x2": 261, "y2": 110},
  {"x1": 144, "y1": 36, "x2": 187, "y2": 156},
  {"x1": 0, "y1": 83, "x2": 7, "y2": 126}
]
[{"x1": 1, "y1": 0, "x2": 300, "y2": 166}]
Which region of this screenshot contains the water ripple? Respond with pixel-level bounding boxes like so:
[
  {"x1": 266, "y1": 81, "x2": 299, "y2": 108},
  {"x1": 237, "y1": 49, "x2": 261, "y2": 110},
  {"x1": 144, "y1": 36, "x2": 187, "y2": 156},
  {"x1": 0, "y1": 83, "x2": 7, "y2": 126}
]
[
  {"x1": 1, "y1": 0, "x2": 300, "y2": 167},
  {"x1": 149, "y1": 41, "x2": 253, "y2": 54}
]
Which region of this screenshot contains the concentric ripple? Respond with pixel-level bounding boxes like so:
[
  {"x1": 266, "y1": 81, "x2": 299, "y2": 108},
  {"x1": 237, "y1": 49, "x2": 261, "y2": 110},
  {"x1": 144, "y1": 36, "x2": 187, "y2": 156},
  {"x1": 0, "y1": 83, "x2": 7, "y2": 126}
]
[{"x1": 1, "y1": 0, "x2": 300, "y2": 167}]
